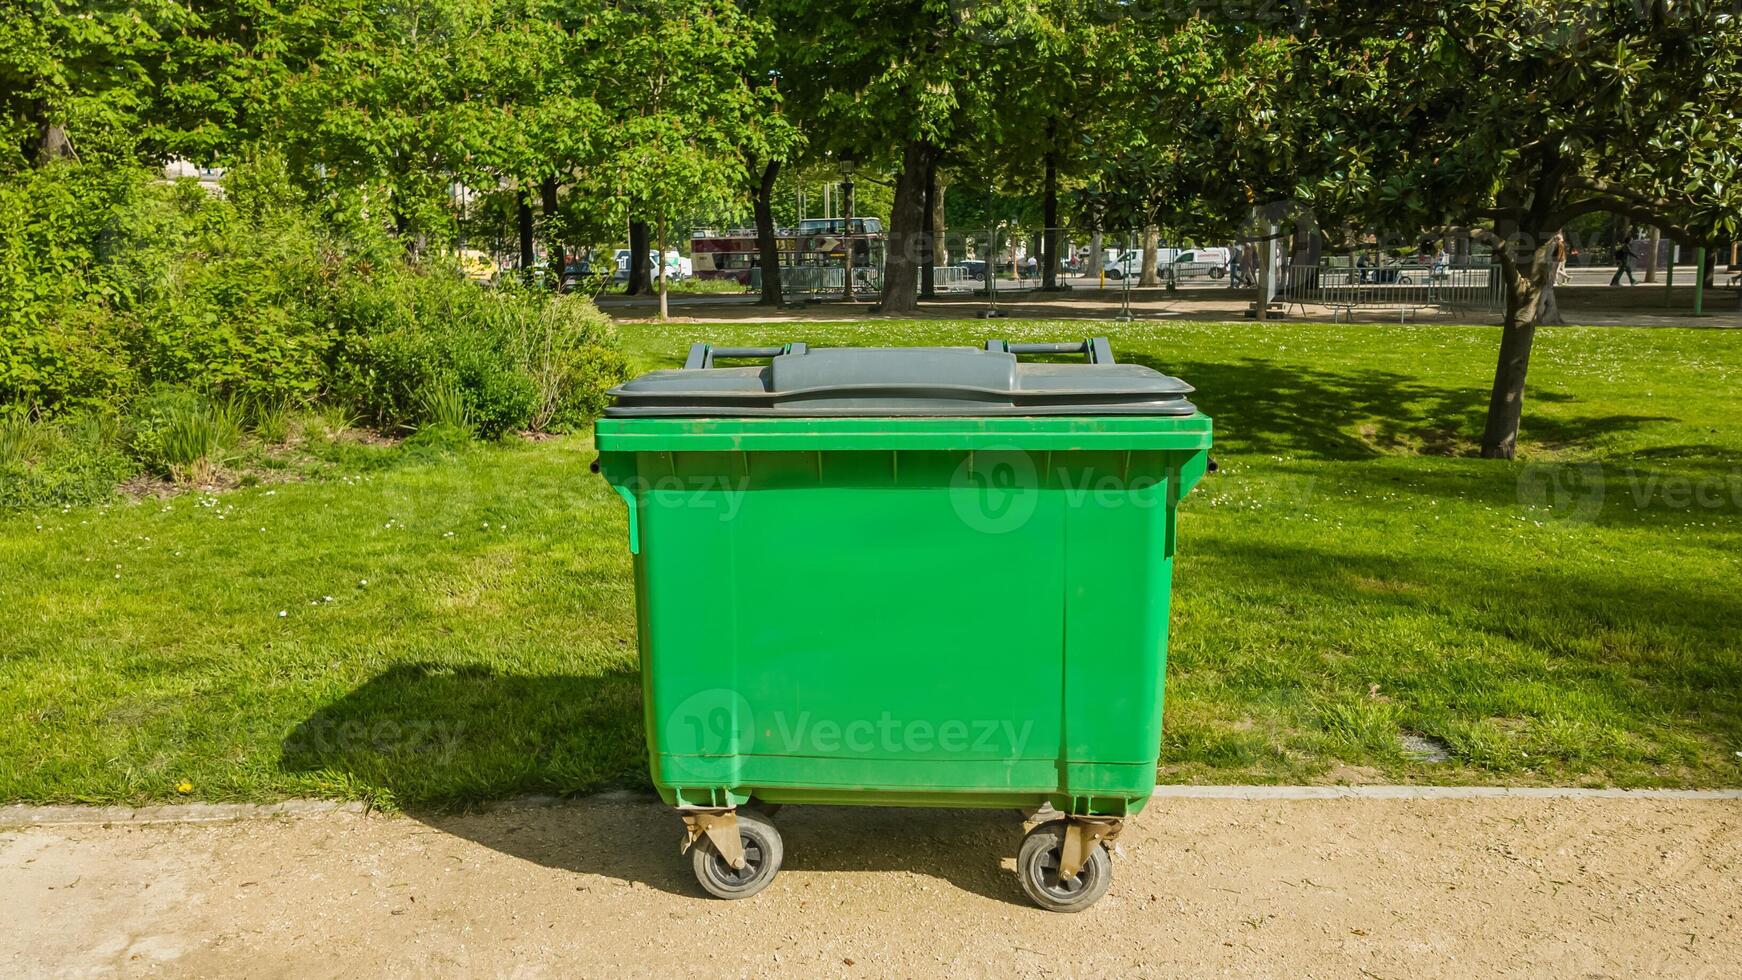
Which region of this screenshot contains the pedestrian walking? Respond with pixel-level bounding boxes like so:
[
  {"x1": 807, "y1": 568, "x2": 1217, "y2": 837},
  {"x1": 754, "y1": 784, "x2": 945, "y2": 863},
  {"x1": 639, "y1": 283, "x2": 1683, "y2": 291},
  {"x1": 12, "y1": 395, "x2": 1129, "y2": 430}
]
[
  {"x1": 1610, "y1": 239, "x2": 1637, "y2": 286},
  {"x1": 1553, "y1": 234, "x2": 1571, "y2": 286}
]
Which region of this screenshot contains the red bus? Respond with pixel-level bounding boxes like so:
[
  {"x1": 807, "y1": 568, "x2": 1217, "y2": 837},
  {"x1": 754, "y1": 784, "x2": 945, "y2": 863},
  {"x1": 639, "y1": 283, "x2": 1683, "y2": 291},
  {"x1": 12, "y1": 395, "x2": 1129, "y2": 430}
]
[
  {"x1": 690, "y1": 229, "x2": 797, "y2": 285},
  {"x1": 691, "y1": 219, "x2": 885, "y2": 285}
]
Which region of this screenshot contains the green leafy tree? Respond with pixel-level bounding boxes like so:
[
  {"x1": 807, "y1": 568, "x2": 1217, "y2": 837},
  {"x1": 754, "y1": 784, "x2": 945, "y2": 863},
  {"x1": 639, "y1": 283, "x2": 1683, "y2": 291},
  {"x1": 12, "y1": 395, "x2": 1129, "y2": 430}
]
[
  {"x1": 1295, "y1": 2, "x2": 1742, "y2": 456},
  {"x1": 583, "y1": 0, "x2": 766, "y2": 315},
  {"x1": 772, "y1": 0, "x2": 1013, "y2": 312},
  {"x1": 1, "y1": 0, "x2": 185, "y2": 170}
]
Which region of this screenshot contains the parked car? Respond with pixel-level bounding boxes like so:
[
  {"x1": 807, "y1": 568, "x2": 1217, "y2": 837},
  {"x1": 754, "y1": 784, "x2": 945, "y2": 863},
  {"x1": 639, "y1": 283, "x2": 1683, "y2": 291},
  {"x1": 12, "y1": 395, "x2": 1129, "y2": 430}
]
[{"x1": 560, "y1": 256, "x2": 601, "y2": 293}]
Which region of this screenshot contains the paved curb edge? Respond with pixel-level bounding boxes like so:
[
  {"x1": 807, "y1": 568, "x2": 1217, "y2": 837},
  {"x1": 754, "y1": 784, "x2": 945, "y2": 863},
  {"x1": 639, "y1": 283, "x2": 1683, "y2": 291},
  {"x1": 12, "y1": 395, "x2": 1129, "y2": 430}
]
[{"x1": 3, "y1": 785, "x2": 1737, "y2": 829}]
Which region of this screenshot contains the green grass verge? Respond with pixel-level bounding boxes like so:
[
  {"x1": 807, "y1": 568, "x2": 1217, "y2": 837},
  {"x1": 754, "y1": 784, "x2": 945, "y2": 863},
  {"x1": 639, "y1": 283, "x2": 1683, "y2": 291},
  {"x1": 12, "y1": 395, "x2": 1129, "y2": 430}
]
[{"x1": 2, "y1": 319, "x2": 1739, "y2": 807}]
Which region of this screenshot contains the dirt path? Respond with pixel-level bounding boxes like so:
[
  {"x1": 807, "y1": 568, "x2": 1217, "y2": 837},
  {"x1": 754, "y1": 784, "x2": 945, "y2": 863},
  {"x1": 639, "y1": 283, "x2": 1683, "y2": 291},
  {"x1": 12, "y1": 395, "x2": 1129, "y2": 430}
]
[{"x1": 5, "y1": 795, "x2": 1738, "y2": 978}]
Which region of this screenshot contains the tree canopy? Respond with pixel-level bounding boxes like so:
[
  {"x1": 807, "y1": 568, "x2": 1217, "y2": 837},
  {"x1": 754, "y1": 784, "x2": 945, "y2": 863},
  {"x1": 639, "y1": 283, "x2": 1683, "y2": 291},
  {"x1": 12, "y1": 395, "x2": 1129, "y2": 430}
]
[{"x1": 4, "y1": 0, "x2": 1739, "y2": 448}]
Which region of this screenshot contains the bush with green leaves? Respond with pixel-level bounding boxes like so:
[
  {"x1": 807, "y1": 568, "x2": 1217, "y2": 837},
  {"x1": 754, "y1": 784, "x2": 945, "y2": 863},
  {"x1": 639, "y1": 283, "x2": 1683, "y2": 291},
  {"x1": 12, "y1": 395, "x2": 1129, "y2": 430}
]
[
  {"x1": 329, "y1": 273, "x2": 624, "y2": 439},
  {"x1": 0, "y1": 414, "x2": 135, "y2": 508},
  {"x1": 0, "y1": 165, "x2": 143, "y2": 415},
  {"x1": 1, "y1": 159, "x2": 628, "y2": 463}
]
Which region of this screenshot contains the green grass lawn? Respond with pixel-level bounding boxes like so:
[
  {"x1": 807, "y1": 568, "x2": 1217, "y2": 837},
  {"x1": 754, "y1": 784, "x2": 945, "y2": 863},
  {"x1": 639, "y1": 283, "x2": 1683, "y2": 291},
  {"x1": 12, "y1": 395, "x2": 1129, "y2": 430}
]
[{"x1": 3, "y1": 319, "x2": 1739, "y2": 807}]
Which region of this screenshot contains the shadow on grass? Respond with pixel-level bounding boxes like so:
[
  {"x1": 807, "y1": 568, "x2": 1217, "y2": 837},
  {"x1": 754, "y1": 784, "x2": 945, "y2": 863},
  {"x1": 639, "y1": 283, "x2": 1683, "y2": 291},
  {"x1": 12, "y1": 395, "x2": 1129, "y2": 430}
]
[
  {"x1": 1124, "y1": 354, "x2": 1674, "y2": 460},
  {"x1": 279, "y1": 662, "x2": 1032, "y2": 904},
  {"x1": 1183, "y1": 537, "x2": 1742, "y2": 752},
  {"x1": 280, "y1": 662, "x2": 646, "y2": 807},
  {"x1": 1280, "y1": 458, "x2": 1742, "y2": 535}
]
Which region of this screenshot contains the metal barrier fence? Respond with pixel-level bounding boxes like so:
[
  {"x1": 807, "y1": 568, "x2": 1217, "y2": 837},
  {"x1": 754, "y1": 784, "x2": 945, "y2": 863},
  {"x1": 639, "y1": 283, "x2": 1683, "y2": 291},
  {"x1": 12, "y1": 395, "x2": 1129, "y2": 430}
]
[
  {"x1": 776, "y1": 264, "x2": 974, "y2": 300},
  {"x1": 1278, "y1": 262, "x2": 1503, "y2": 320},
  {"x1": 779, "y1": 265, "x2": 878, "y2": 298}
]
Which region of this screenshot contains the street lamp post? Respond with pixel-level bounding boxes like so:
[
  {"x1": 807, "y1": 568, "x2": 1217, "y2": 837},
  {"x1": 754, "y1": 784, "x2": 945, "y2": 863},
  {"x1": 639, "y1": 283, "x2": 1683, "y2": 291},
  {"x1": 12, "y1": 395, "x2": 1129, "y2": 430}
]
[{"x1": 839, "y1": 158, "x2": 856, "y2": 303}]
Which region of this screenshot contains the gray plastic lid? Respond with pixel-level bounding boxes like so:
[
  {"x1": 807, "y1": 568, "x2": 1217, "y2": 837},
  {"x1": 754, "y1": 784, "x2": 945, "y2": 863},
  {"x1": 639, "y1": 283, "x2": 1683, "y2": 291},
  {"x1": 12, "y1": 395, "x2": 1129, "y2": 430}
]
[{"x1": 604, "y1": 339, "x2": 1197, "y2": 418}]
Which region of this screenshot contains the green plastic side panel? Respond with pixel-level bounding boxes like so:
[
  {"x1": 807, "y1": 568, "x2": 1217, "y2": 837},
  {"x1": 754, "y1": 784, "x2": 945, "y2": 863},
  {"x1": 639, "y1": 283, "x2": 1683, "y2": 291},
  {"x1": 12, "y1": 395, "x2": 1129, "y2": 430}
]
[{"x1": 598, "y1": 416, "x2": 1210, "y2": 817}]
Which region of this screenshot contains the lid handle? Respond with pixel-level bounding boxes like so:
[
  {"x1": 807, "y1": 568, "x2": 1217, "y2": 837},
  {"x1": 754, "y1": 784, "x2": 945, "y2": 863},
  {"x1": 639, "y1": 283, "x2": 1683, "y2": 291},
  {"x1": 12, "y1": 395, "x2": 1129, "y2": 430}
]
[
  {"x1": 684, "y1": 342, "x2": 808, "y2": 369},
  {"x1": 985, "y1": 338, "x2": 1115, "y2": 365}
]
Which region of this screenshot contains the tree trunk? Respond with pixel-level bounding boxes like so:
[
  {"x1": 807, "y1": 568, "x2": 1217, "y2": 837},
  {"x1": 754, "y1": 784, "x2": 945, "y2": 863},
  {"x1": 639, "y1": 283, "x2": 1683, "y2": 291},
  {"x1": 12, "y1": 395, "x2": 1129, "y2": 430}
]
[
  {"x1": 752, "y1": 158, "x2": 783, "y2": 305},
  {"x1": 626, "y1": 219, "x2": 651, "y2": 295},
  {"x1": 1041, "y1": 148, "x2": 1060, "y2": 289},
  {"x1": 1644, "y1": 227, "x2": 1661, "y2": 283},
  {"x1": 37, "y1": 124, "x2": 73, "y2": 164},
  {"x1": 31, "y1": 102, "x2": 74, "y2": 165},
  {"x1": 920, "y1": 155, "x2": 939, "y2": 298},
  {"x1": 657, "y1": 213, "x2": 669, "y2": 320},
  {"x1": 517, "y1": 189, "x2": 535, "y2": 283},
  {"x1": 1138, "y1": 226, "x2": 1160, "y2": 286},
  {"x1": 540, "y1": 177, "x2": 563, "y2": 288},
  {"x1": 930, "y1": 178, "x2": 947, "y2": 265},
  {"x1": 1538, "y1": 279, "x2": 1563, "y2": 324},
  {"x1": 880, "y1": 140, "x2": 937, "y2": 314},
  {"x1": 1479, "y1": 236, "x2": 1556, "y2": 459},
  {"x1": 1087, "y1": 228, "x2": 1103, "y2": 280}
]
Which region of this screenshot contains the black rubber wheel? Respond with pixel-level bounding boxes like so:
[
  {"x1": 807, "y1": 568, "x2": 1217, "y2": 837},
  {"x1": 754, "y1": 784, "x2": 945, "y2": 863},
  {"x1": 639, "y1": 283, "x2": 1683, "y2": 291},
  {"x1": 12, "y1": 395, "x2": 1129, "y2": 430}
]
[
  {"x1": 1017, "y1": 823, "x2": 1112, "y2": 913},
  {"x1": 691, "y1": 809, "x2": 783, "y2": 899},
  {"x1": 1209, "y1": 267, "x2": 1226, "y2": 279},
  {"x1": 1105, "y1": 268, "x2": 1124, "y2": 280}
]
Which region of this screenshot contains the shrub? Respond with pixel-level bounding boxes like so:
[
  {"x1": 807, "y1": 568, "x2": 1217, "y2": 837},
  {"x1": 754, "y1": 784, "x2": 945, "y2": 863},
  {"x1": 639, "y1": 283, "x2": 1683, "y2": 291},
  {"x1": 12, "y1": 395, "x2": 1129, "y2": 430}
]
[
  {"x1": 417, "y1": 378, "x2": 472, "y2": 432},
  {"x1": 127, "y1": 388, "x2": 244, "y2": 484},
  {"x1": 0, "y1": 165, "x2": 145, "y2": 416},
  {"x1": 121, "y1": 174, "x2": 335, "y2": 403},
  {"x1": 330, "y1": 271, "x2": 622, "y2": 439},
  {"x1": 2, "y1": 158, "x2": 629, "y2": 492},
  {"x1": 502, "y1": 292, "x2": 628, "y2": 432},
  {"x1": 0, "y1": 414, "x2": 135, "y2": 508},
  {"x1": 248, "y1": 398, "x2": 294, "y2": 445}
]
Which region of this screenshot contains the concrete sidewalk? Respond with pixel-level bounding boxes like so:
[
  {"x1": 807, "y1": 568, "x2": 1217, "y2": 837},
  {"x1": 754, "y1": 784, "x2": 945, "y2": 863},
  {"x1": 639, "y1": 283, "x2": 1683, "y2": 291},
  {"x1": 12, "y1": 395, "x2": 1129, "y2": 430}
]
[{"x1": 5, "y1": 794, "x2": 1738, "y2": 977}]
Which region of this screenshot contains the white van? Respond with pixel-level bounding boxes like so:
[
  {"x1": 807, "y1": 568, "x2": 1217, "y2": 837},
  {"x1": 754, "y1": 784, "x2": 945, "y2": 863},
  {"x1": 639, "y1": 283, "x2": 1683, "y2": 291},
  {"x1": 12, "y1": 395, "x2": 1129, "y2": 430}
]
[
  {"x1": 1102, "y1": 247, "x2": 1229, "y2": 280},
  {"x1": 613, "y1": 248, "x2": 692, "y2": 282}
]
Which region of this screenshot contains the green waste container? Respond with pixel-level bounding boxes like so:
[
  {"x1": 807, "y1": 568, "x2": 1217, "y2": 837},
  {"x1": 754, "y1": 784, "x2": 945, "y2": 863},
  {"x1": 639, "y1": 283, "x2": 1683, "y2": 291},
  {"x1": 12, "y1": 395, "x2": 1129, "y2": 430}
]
[{"x1": 595, "y1": 337, "x2": 1211, "y2": 911}]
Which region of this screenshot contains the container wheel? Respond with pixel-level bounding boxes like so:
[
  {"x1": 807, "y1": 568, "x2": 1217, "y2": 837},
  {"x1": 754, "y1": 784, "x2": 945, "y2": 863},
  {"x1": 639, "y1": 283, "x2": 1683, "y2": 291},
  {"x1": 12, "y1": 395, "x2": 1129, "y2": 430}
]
[
  {"x1": 1017, "y1": 823, "x2": 1112, "y2": 913},
  {"x1": 691, "y1": 808, "x2": 783, "y2": 900}
]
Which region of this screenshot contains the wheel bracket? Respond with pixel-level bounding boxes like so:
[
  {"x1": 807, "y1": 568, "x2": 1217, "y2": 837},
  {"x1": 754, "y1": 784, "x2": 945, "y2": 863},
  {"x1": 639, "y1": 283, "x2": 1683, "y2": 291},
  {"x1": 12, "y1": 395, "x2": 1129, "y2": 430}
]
[
  {"x1": 1058, "y1": 815, "x2": 1124, "y2": 882},
  {"x1": 679, "y1": 807, "x2": 746, "y2": 870}
]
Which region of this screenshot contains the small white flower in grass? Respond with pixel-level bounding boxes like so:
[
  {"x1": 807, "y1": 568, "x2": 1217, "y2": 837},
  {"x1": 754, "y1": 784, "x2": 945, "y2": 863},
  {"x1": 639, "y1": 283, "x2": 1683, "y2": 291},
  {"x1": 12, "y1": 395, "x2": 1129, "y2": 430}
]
[
  {"x1": 358, "y1": 579, "x2": 368, "y2": 587},
  {"x1": 278, "y1": 610, "x2": 288, "y2": 617}
]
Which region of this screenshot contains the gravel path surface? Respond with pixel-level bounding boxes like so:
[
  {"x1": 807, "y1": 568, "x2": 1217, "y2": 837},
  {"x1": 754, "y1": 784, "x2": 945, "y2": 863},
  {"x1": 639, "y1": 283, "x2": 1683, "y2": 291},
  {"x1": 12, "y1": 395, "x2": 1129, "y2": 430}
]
[{"x1": 5, "y1": 795, "x2": 1738, "y2": 977}]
